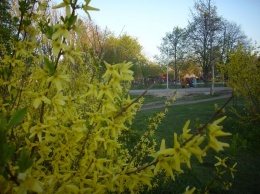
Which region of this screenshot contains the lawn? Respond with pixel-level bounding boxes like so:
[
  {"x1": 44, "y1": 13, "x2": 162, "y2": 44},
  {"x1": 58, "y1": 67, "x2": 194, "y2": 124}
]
[{"x1": 130, "y1": 96, "x2": 260, "y2": 193}]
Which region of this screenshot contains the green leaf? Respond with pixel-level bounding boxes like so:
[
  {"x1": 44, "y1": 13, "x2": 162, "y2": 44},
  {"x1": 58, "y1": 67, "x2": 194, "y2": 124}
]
[
  {"x1": 69, "y1": 15, "x2": 77, "y2": 26},
  {"x1": 0, "y1": 130, "x2": 14, "y2": 169},
  {"x1": 44, "y1": 57, "x2": 55, "y2": 75},
  {"x1": 0, "y1": 113, "x2": 7, "y2": 131},
  {"x1": 17, "y1": 148, "x2": 33, "y2": 173},
  {"x1": 7, "y1": 107, "x2": 28, "y2": 129},
  {"x1": 46, "y1": 25, "x2": 54, "y2": 39},
  {"x1": 0, "y1": 130, "x2": 8, "y2": 159},
  {"x1": 13, "y1": 16, "x2": 19, "y2": 24},
  {"x1": 23, "y1": 19, "x2": 31, "y2": 26},
  {"x1": 5, "y1": 145, "x2": 15, "y2": 162}
]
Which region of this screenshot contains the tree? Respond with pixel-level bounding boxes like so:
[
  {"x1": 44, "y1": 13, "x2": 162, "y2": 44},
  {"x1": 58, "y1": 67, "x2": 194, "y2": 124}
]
[
  {"x1": 158, "y1": 26, "x2": 187, "y2": 80},
  {"x1": 188, "y1": 0, "x2": 222, "y2": 94},
  {"x1": 102, "y1": 34, "x2": 142, "y2": 64},
  {"x1": 219, "y1": 19, "x2": 251, "y2": 65}
]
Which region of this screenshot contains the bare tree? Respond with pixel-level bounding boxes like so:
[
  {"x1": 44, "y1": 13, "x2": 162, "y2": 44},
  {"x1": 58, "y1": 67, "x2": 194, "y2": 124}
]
[
  {"x1": 188, "y1": 0, "x2": 222, "y2": 94},
  {"x1": 158, "y1": 26, "x2": 188, "y2": 81},
  {"x1": 219, "y1": 19, "x2": 251, "y2": 65}
]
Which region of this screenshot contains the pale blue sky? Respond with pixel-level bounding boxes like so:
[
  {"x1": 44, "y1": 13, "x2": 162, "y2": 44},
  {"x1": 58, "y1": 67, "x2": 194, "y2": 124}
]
[{"x1": 80, "y1": 0, "x2": 260, "y2": 59}]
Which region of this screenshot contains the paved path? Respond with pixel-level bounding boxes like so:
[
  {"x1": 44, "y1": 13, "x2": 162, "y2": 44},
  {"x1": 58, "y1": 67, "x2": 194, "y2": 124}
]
[
  {"x1": 130, "y1": 87, "x2": 232, "y2": 96},
  {"x1": 131, "y1": 87, "x2": 233, "y2": 111},
  {"x1": 140, "y1": 93, "x2": 233, "y2": 111}
]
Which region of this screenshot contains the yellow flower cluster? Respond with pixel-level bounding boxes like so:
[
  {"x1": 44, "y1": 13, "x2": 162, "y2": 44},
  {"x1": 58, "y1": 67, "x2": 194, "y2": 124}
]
[{"x1": 150, "y1": 116, "x2": 232, "y2": 181}]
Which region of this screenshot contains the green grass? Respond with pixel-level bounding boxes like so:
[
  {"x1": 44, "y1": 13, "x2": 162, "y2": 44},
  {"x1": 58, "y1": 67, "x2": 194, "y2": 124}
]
[
  {"x1": 132, "y1": 94, "x2": 167, "y2": 104},
  {"x1": 130, "y1": 97, "x2": 260, "y2": 193}
]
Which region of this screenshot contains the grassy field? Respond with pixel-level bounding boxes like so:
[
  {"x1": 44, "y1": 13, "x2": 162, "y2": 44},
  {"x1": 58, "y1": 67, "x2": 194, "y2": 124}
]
[{"x1": 130, "y1": 96, "x2": 260, "y2": 193}]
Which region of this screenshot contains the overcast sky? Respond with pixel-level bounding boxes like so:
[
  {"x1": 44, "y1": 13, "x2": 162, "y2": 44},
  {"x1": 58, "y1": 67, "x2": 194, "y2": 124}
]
[{"x1": 79, "y1": 0, "x2": 260, "y2": 60}]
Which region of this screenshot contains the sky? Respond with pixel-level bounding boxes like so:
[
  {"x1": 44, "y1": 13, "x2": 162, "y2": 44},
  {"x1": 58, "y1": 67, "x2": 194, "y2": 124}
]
[{"x1": 80, "y1": 0, "x2": 260, "y2": 60}]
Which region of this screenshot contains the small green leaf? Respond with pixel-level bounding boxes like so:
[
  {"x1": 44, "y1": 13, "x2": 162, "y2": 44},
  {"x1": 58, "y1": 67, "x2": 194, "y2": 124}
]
[
  {"x1": 46, "y1": 25, "x2": 54, "y2": 39},
  {"x1": 69, "y1": 15, "x2": 77, "y2": 26},
  {"x1": 13, "y1": 16, "x2": 19, "y2": 24},
  {"x1": 17, "y1": 148, "x2": 34, "y2": 173},
  {"x1": 0, "y1": 113, "x2": 7, "y2": 131},
  {"x1": 7, "y1": 107, "x2": 28, "y2": 129},
  {"x1": 5, "y1": 145, "x2": 15, "y2": 161},
  {"x1": 44, "y1": 57, "x2": 55, "y2": 75},
  {"x1": 23, "y1": 19, "x2": 31, "y2": 26}
]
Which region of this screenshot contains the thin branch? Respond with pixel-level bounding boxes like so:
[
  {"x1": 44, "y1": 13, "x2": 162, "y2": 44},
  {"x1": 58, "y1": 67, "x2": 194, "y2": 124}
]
[
  {"x1": 114, "y1": 84, "x2": 154, "y2": 119},
  {"x1": 5, "y1": 166, "x2": 19, "y2": 186},
  {"x1": 125, "y1": 160, "x2": 158, "y2": 175}
]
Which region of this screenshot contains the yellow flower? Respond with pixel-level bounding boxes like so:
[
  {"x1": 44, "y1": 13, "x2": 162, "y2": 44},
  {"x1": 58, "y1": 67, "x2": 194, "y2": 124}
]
[
  {"x1": 3, "y1": 78, "x2": 18, "y2": 92},
  {"x1": 1, "y1": 55, "x2": 21, "y2": 67},
  {"x1": 165, "y1": 101, "x2": 171, "y2": 106},
  {"x1": 151, "y1": 140, "x2": 173, "y2": 176},
  {"x1": 52, "y1": 23, "x2": 71, "y2": 40},
  {"x1": 208, "y1": 116, "x2": 231, "y2": 137},
  {"x1": 52, "y1": 39, "x2": 70, "y2": 56},
  {"x1": 118, "y1": 62, "x2": 134, "y2": 81},
  {"x1": 101, "y1": 99, "x2": 117, "y2": 113},
  {"x1": 29, "y1": 121, "x2": 50, "y2": 142},
  {"x1": 110, "y1": 74, "x2": 122, "y2": 92},
  {"x1": 184, "y1": 136, "x2": 206, "y2": 163},
  {"x1": 183, "y1": 186, "x2": 196, "y2": 194},
  {"x1": 229, "y1": 162, "x2": 237, "y2": 178},
  {"x1": 222, "y1": 182, "x2": 232, "y2": 190},
  {"x1": 53, "y1": 0, "x2": 71, "y2": 16},
  {"x1": 84, "y1": 81, "x2": 98, "y2": 97},
  {"x1": 17, "y1": 172, "x2": 43, "y2": 193},
  {"x1": 47, "y1": 74, "x2": 70, "y2": 91},
  {"x1": 82, "y1": 0, "x2": 100, "y2": 20},
  {"x1": 105, "y1": 118, "x2": 127, "y2": 139},
  {"x1": 214, "y1": 156, "x2": 228, "y2": 168},
  {"x1": 172, "y1": 133, "x2": 191, "y2": 170},
  {"x1": 102, "y1": 61, "x2": 120, "y2": 79},
  {"x1": 97, "y1": 84, "x2": 114, "y2": 100},
  {"x1": 205, "y1": 116, "x2": 232, "y2": 152},
  {"x1": 0, "y1": 98, "x2": 9, "y2": 113},
  {"x1": 14, "y1": 42, "x2": 27, "y2": 56},
  {"x1": 86, "y1": 111, "x2": 105, "y2": 125},
  {"x1": 181, "y1": 120, "x2": 192, "y2": 139},
  {"x1": 51, "y1": 92, "x2": 67, "y2": 112},
  {"x1": 64, "y1": 48, "x2": 84, "y2": 64},
  {"x1": 29, "y1": 91, "x2": 51, "y2": 109}
]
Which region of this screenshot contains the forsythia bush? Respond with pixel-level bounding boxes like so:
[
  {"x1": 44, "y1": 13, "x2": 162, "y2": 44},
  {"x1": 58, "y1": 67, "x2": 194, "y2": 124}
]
[
  {"x1": 0, "y1": 0, "x2": 235, "y2": 193},
  {"x1": 219, "y1": 45, "x2": 260, "y2": 122}
]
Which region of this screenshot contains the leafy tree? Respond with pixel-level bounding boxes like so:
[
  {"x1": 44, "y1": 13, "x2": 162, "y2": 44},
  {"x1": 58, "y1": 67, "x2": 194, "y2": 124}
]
[
  {"x1": 219, "y1": 45, "x2": 260, "y2": 122},
  {"x1": 0, "y1": 0, "x2": 235, "y2": 193},
  {"x1": 102, "y1": 34, "x2": 142, "y2": 64},
  {"x1": 130, "y1": 54, "x2": 148, "y2": 80}
]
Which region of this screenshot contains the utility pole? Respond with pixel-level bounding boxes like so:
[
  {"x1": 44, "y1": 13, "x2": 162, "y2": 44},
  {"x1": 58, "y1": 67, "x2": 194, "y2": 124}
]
[{"x1": 167, "y1": 48, "x2": 169, "y2": 89}]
